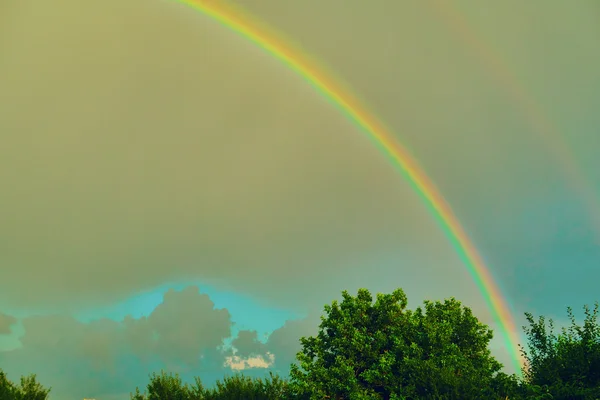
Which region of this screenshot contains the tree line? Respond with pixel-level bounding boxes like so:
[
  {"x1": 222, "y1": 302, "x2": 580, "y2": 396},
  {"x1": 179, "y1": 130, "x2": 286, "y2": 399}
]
[{"x1": 0, "y1": 288, "x2": 598, "y2": 399}]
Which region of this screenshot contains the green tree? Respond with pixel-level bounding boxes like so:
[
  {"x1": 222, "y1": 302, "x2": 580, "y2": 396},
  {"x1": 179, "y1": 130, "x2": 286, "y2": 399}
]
[
  {"x1": 519, "y1": 301, "x2": 600, "y2": 400},
  {"x1": 0, "y1": 370, "x2": 16, "y2": 400},
  {"x1": 130, "y1": 370, "x2": 204, "y2": 400},
  {"x1": 203, "y1": 372, "x2": 289, "y2": 400},
  {"x1": 131, "y1": 370, "x2": 288, "y2": 400},
  {"x1": 288, "y1": 288, "x2": 518, "y2": 400},
  {"x1": 0, "y1": 370, "x2": 50, "y2": 400}
]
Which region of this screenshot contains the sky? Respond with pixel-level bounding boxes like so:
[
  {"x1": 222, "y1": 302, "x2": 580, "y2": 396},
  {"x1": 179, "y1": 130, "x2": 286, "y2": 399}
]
[{"x1": 1, "y1": 0, "x2": 599, "y2": 398}]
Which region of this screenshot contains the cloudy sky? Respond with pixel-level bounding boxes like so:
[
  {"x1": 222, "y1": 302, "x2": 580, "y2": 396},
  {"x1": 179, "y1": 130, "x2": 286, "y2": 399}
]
[{"x1": 1, "y1": 0, "x2": 599, "y2": 398}]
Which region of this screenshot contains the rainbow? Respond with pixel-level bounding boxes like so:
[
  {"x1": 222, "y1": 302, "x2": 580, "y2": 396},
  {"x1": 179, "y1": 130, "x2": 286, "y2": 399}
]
[
  {"x1": 430, "y1": 0, "x2": 600, "y2": 233},
  {"x1": 174, "y1": 0, "x2": 524, "y2": 374}
]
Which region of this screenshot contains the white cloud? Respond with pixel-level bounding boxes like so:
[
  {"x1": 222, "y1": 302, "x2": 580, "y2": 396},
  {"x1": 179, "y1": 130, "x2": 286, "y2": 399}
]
[{"x1": 224, "y1": 353, "x2": 275, "y2": 371}]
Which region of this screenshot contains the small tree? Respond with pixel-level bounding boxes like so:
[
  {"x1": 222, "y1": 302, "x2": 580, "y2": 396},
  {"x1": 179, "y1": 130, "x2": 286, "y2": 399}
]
[
  {"x1": 203, "y1": 372, "x2": 289, "y2": 400},
  {"x1": 130, "y1": 370, "x2": 204, "y2": 400},
  {"x1": 288, "y1": 288, "x2": 518, "y2": 399},
  {"x1": 0, "y1": 370, "x2": 16, "y2": 400},
  {"x1": 519, "y1": 301, "x2": 600, "y2": 400},
  {"x1": 131, "y1": 370, "x2": 288, "y2": 400},
  {"x1": 0, "y1": 370, "x2": 50, "y2": 400}
]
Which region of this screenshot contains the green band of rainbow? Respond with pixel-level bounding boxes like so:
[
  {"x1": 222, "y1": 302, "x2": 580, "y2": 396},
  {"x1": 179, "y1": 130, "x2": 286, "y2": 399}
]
[{"x1": 176, "y1": 0, "x2": 524, "y2": 374}]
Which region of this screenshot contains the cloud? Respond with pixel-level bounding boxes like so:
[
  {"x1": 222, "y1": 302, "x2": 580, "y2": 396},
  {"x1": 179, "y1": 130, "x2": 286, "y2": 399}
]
[
  {"x1": 230, "y1": 330, "x2": 269, "y2": 359},
  {"x1": 144, "y1": 286, "x2": 232, "y2": 366},
  {"x1": 0, "y1": 313, "x2": 16, "y2": 335},
  {"x1": 224, "y1": 353, "x2": 275, "y2": 371},
  {"x1": 0, "y1": 287, "x2": 233, "y2": 399},
  {"x1": 221, "y1": 329, "x2": 275, "y2": 371},
  {"x1": 264, "y1": 313, "x2": 322, "y2": 372}
]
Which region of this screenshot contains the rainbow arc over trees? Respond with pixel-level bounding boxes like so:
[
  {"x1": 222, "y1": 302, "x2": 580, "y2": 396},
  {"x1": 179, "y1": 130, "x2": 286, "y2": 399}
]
[{"x1": 175, "y1": 0, "x2": 525, "y2": 374}]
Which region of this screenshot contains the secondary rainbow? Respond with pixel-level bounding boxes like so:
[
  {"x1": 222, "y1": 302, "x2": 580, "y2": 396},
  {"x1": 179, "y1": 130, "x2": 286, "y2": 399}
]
[
  {"x1": 175, "y1": 0, "x2": 524, "y2": 374},
  {"x1": 430, "y1": 0, "x2": 600, "y2": 234}
]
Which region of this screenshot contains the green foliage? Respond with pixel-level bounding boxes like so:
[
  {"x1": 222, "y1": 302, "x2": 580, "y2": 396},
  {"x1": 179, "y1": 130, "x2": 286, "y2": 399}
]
[
  {"x1": 5, "y1": 288, "x2": 600, "y2": 400},
  {"x1": 130, "y1": 370, "x2": 201, "y2": 400},
  {"x1": 205, "y1": 372, "x2": 289, "y2": 400},
  {"x1": 287, "y1": 288, "x2": 517, "y2": 400},
  {"x1": 0, "y1": 371, "x2": 14, "y2": 400},
  {"x1": 0, "y1": 370, "x2": 50, "y2": 400},
  {"x1": 130, "y1": 370, "x2": 288, "y2": 400},
  {"x1": 520, "y1": 301, "x2": 600, "y2": 400}
]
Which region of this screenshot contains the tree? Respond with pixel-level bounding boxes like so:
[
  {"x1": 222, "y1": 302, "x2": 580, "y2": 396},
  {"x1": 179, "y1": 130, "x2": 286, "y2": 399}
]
[
  {"x1": 0, "y1": 370, "x2": 15, "y2": 400},
  {"x1": 0, "y1": 370, "x2": 50, "y2": 400},
  {"x1": 288, "y1": 288, "x2": 518, "y2": 399},
  {"x1": 519, "y1": 301, "x2": 600, "y2": 400},
  {"x1": 130, "y1": 370, "x2": 288, "y2": 400},
  {"x1": 204, "y1": 372, "x2": 289, "y2": 400},
  {"x1": 131, "y1": 370, "x2": 205, "y2": 400}
]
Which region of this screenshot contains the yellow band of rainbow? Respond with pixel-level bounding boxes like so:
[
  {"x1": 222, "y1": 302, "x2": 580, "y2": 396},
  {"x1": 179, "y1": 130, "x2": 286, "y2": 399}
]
[{"x1": 175, "y1": 0, "x2": 525, "y2": 374}]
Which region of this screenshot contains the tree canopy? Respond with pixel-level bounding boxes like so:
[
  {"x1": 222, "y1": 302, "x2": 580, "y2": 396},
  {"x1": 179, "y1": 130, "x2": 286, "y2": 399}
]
[
  {"x1": 0, "y1": 371, "x2": 50, "y2": 400},
  {"x1": 288, "y1": 288, "x2": 517, "y2": 399}
]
